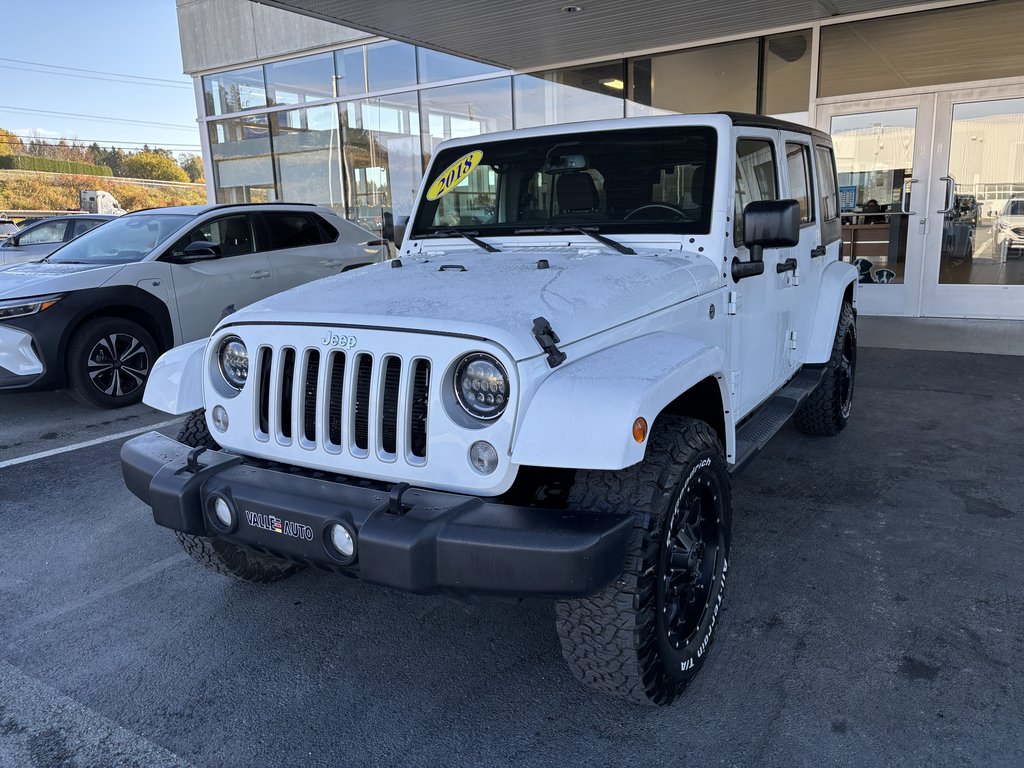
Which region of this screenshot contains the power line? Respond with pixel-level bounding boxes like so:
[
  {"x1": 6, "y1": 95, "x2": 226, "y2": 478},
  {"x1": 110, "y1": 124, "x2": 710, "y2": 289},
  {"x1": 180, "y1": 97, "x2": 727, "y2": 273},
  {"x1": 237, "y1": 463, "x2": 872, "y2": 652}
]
[
  {"x1": 0, "y1": 107, "x2": 198, "y2": 131},
  {"x1": 0, "y1": 56, "x2": 192, "y2": 86},
  {"x1": 0, "y1": 63, "x2": 193, "y2": 90}
]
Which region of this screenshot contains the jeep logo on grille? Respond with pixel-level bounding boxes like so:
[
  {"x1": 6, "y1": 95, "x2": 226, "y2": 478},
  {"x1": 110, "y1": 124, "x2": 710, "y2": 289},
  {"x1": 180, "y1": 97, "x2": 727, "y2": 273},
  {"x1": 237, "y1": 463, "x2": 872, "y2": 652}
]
[
  {"x1": 245, "y1": 511, "x2": 314, "y2": 541},
  {"x1": 322, "y1": 332, "x2": 357, "y2": 349}
]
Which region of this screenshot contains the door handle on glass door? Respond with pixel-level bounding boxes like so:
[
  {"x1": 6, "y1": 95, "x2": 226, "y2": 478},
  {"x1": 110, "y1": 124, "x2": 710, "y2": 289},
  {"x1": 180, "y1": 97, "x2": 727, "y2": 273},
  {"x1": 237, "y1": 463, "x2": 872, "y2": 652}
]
[
  {"x1": 937, "y1": 176, "x2": 956, "y2": 214},
  {"x1": 249, "y1": 270, "x2": 271, "y2": 280},
  {"x1": 900, "y1": 178, "x2": 918, "y2": 215}
]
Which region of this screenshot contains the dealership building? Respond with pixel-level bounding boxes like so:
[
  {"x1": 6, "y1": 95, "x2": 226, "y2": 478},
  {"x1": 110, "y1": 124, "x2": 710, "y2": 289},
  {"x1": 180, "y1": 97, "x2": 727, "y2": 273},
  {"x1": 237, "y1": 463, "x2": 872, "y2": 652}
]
[{"x1": 176, "y1": 0, "x2": 1024, "y2": 328}]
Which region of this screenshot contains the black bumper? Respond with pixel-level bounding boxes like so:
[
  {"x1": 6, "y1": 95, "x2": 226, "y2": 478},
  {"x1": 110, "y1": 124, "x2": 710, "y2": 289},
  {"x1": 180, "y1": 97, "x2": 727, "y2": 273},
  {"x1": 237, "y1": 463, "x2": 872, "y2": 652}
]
[{"x1": 120, "y1": 432, "x2": 633, "y2": 598}]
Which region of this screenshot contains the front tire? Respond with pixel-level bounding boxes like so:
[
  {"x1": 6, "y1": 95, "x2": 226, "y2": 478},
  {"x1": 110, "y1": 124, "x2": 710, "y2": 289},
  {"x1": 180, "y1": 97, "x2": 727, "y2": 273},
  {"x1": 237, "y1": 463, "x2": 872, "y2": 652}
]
[
  {"x1": 794, "y1": 301, "x2": 856, "y2": 436},
  {"x1": 173, "y1": 409, "x2": 300, "y2": 584},
  {"x1": 555, "y1": 417, "x2": 732, "y2": 705},
  {"x1": 66, "y1": 317, "x2": 157, "y2": 408}
]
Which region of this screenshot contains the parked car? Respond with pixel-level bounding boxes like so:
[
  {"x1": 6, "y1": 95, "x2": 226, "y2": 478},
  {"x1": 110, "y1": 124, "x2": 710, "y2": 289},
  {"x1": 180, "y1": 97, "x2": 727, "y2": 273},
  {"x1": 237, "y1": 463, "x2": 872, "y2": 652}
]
[
  {"x1": 994, "y1": 197, "x2": 1024, "y2": 260},
  {"x1": 0, "y1": 203, "x2": 387, "y2": 407},
  {"x1": 0, "y1": 215, "x2": 116, "y2": 266},
  {"x1": 122, "y1": 113, "x2": 858, "y2": 705}
]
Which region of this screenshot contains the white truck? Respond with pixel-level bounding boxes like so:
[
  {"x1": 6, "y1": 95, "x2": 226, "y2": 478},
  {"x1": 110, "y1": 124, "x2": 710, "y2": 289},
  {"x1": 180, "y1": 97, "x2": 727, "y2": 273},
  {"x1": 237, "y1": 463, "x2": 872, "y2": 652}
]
[
  {"x1": 121, "y1": 113, "x2": 858, "y2": 705},
  {"x1": 79, "y1": 190, "x2": 125, "y2": 216}
]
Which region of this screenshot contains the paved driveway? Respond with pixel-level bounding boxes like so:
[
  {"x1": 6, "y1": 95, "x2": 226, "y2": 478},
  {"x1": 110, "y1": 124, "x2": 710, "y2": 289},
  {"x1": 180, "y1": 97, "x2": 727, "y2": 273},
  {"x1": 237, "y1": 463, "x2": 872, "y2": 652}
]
[{"x1": 0, "y1": 347, "x2": 1021, "y2": 767}]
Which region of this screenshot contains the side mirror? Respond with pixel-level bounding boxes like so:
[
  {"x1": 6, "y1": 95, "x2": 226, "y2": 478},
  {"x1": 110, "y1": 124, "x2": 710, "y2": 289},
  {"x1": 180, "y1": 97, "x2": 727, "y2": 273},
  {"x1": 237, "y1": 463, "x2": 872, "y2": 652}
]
[
  {"x1": 5, "y1": 236, "x2": 18, "y2": 247},
  {"x1": 742, "y1": 199, "x2": 800, "y2": 262},
  {"x1": 381, "y1": 211, "x2": 394, "y2": 243},
  {"x1": 175, "y1": 241, "x2": 221, "y2": 261},
  {"x1": 393, "y1": 215, "x2": 409, "y2": 247}
]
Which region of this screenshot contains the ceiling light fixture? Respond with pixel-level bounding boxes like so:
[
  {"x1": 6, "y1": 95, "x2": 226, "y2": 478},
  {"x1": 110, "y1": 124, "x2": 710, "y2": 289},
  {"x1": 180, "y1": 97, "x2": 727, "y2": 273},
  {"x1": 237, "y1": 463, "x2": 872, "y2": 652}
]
[
  {"x1": 561, "y1": 5, "x2": 583, "y2": 13},
  {"x1": 599, "y1": 78, "x2": 624, "y2": 90}
]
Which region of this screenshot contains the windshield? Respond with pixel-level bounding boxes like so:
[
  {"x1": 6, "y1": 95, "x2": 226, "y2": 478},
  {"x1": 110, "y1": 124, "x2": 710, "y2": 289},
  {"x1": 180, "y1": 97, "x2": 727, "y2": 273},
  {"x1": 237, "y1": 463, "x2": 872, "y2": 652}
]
[
  {"x1": 1005, "y1": 200, "x2": 1024, "y2": 216},
  {"x1": 411, "y1": 126, "x2": 717, "y2": 239},
  {"x1": 47, "y1": 213, "x2": 194, "y2": 264}
]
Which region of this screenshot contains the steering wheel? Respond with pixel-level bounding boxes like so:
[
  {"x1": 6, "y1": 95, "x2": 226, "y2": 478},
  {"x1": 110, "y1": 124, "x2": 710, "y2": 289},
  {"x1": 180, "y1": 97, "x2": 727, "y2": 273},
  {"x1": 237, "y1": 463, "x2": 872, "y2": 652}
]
[{"x1": 623, "y1": 203, "x2": 691, "y2": 221}]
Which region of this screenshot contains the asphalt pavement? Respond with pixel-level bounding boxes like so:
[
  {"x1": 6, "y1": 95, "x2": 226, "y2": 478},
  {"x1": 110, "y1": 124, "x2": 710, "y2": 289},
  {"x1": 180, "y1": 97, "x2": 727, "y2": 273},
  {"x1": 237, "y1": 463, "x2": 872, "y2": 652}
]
[{"x1": 0, "y1": 347, "x2": 1022, "y2": 767}]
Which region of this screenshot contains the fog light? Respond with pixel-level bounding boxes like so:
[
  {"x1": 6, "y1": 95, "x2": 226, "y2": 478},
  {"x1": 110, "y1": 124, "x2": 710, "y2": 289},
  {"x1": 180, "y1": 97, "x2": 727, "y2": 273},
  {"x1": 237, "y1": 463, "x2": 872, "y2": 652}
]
[
  {"x1": 329, "y1": 523, "x2": 355, "y2": 558},
  {"x1": 211, "y1": 405, "x2": 229, "y2": 433},
  {"x1": 469, "y1": 441, "x2": 499, "y2": 475},
  {"x1": 212, "y1": 496, "x2": 233, "y2": 528}
]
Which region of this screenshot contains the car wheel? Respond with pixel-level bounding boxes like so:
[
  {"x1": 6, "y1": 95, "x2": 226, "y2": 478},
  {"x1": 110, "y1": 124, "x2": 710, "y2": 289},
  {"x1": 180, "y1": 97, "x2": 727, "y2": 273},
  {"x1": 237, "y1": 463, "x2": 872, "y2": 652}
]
[
  {"x1": 66, "y1": 317, "x2": 157, "y2": 408},
  {"x1": 794, "y1": 302, "x2": 856, "y2": 436}
]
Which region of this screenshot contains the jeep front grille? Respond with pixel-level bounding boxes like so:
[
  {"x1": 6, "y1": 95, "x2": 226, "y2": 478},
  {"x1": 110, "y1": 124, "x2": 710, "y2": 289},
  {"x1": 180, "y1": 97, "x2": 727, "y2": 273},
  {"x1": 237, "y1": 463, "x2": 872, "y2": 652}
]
[{"x1": 253, "y1": 345, "x2": 430, "y2": 464}]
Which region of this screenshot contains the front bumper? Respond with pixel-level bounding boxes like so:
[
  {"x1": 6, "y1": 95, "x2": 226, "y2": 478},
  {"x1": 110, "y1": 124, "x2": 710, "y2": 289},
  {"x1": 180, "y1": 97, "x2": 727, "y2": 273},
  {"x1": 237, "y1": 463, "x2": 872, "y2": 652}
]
[{"x1": 121, "y1": 432, "x2": 632, "y2": 598}]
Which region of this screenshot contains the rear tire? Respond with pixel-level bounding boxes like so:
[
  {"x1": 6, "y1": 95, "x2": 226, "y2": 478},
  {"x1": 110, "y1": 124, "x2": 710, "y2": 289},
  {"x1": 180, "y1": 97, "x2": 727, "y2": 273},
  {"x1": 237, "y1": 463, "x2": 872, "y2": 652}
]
[
  {"x1": 67, "y1": 317, "x2": 157, "y2": 408},
  {"x1": 173, "y1": 408, "x2": 300, "y2": 584},
  {"x1": 794, "y1": 302, "x2": 856, "y2": 436},
  {"x1": 555, "y1": 417, "x2": 732, "y2": 705}
]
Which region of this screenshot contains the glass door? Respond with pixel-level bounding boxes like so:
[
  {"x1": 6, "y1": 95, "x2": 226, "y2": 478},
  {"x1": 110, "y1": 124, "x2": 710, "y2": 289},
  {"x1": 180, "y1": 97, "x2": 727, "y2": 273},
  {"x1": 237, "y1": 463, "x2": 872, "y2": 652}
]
[
  {"x1": 921, "y1": 86, "x2": 1024, "y2": 319},
  {"x1": 817, "y1": 95, "x2": 935, "y2": 316}
]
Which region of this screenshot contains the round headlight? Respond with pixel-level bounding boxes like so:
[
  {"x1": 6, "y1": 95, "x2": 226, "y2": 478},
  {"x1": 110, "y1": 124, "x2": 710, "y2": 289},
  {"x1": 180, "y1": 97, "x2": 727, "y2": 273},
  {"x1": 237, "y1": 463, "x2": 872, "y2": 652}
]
[
  {"x1": 218, "y1": 336, "x2": 249, "y2": 390},
  {"x1": 454, "y1": 353, "x2": 510, "y2": 420}
]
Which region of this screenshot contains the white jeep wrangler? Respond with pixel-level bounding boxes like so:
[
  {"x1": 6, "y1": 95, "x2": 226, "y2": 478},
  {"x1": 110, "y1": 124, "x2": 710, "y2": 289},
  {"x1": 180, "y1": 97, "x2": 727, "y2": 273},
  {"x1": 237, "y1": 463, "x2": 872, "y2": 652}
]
[{"x1": 121, "y1": 113, "x2": 857, "y2": 705}]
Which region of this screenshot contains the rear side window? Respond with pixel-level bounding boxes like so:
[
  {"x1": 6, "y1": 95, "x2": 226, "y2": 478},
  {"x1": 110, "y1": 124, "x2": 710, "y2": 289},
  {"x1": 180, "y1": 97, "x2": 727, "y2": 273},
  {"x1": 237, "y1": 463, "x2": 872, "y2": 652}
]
[
  {"x1": 815, "y1": 145, "x2": 840, "y2": 222},
  {"x1": 72, "y1": 218, "x2": 106, "y2": 238},
  {"x1": 20, "y1": 220, "x2": 68, "y2": 245},
  {"x1": 785, "y1": 143, "x2": 814, "y2": 224},
  {"x1": 262, "y1": 213, "x2": 324, "y2": 250},
  {"x1": 734, "y1": 138, "x2": 778, "y2": 246}
]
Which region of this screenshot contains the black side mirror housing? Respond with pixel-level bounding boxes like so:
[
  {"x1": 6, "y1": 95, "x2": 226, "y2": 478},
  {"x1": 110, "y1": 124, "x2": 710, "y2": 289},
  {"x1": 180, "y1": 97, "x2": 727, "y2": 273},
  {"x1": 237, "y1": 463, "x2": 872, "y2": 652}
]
[
  {"x1": 381, "y1": 211, "x2": 395, "y2": 243},
  {"x1": 174, "y1": 241, "x2": 221, "y2": 262},
  {"x1": 742, "y1": 199, "x2": 801, "y2": 262}
]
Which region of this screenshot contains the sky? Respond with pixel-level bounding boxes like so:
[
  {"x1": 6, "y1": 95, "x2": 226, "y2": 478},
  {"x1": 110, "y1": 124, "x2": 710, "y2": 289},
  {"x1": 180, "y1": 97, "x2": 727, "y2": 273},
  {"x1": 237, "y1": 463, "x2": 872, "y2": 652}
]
[{"x1": 1, "y1": 0, "x2": 201, "y2": 157}]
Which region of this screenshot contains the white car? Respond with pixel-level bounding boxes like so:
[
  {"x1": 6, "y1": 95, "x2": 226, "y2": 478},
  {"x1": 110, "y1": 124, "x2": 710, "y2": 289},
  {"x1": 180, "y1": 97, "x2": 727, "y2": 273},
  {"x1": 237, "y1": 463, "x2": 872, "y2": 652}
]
[
  {"x1": 994, "y1": 197, "x2": 1024, "y2": 260},
  {"x1": 122, "y1": 114, "x2": 857, "y2": 704},
  {"x1": 0, "y1": 203, "x2": 386, "y2": 407}
]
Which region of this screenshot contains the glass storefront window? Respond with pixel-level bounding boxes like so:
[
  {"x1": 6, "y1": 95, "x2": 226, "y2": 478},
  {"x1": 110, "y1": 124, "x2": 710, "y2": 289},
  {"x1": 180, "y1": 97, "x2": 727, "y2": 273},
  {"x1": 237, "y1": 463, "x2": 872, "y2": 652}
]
[
  {"x1": 203, "y1": 66, "x2": 267, "y2": 116},
  {"x1": 819, "y1": 0, "x2": 1024, "y2": 98},
  {"x1": 762, "y1": 30, "x2": 811, "y2": 122},
  {"x1": 265, "y1": 52, "x2": 335, "y2": 106},
  {"x1": 513, "y1": 62, "x2": 625, "y2": 129},
  {"x1": 631, "y1": 39, "x2": 758, "y2": 114},
  {"x1": 417, "y1": 48, "x2": 503, "y2": 83},
  {"x1": 366, "y1": 41, "x2": 417, "y2": 92},
  {"x1": 419, "y1": 78, "x2": 513, "y2": 161},
  {"x1": 270, "y1": 105, "x2": 342, "y2": 210},
  {"x1": 335, "y1": 46, "x2": 367, "y2": 98},
  {"x1": 341, "y1": 92, "x2": 422, "y2": 226},
  {"x1": 209, "y1": 115, "x2": 275, "y2": 203}
]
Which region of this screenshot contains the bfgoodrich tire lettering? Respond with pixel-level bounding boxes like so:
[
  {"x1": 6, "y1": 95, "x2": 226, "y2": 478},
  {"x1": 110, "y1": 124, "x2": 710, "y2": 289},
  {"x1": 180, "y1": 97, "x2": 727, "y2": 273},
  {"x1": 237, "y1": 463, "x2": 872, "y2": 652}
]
[
  {"x1": 794, "y1": 301, "x2": 856, "y2": 436},
  {"x1": 555, "y1": 416, "x2": 732, "y2": 705},
  {"x1": 173, "y1": 409, "x2": 301, "y2": 584}
]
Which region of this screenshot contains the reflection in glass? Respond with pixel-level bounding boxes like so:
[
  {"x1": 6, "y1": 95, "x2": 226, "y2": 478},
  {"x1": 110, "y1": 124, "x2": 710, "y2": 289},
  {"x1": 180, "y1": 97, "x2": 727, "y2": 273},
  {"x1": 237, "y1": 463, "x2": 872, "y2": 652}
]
[
  {"x1": 265, "y1": 52, "x2": 335, "y2": 106},
  {"x1": 203, "y1": 66, "x2": 267, "y2": 116},
  {"x1": 366, "y1": 41, "x2": 417, "y2": 92},
  {"x1": 271, "y1": 105, "x2": 342, "y2": 211},
  {"x1": 209, "y1": 116, "x2": 276, "y2": 203},
  {"x1": 631, "y1": 39, "x2": 757, "y2": 114},
  {"x1": 419, "y1": 78, "x2": 513, "y2": 161},
  {"x1": 831, "y1": 109, "x2": 916, "y2": 285},
  {"x1": 941, "y1": 98, "x2": 1024, "y2": 286},
  {"x1": 335, "y1": 46, "x2": 367, "y2": 98},
  {"x1": 513, "y1": 62, "x2": 625, "y2": 128},
  {"x1": 341, "y1": 92, "x2": 422, "y2": 228},
  {"x1": 417, "y1": 48, "x2": 503, "y2": 83},
  {"x1": 763, "y1": 30, "x2": 812, "y2": 121}
]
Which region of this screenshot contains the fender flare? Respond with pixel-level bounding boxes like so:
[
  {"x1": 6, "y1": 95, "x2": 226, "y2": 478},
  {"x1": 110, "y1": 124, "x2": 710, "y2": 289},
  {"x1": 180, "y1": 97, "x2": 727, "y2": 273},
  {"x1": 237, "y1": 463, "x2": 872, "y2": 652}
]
[
  {"x1": 806, "y1": 260, "x2": 858, "y2": 364},
  {"x1": 142, "y1": 338, "x2": 208, "y2": 415},
  {"x1": 512, "y1": 332, "x2": 732, "y2": 470}
]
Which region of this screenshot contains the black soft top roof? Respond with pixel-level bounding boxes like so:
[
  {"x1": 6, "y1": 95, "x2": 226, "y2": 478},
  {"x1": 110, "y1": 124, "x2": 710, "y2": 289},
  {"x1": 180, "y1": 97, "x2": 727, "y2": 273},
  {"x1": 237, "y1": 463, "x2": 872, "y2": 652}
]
[{"x1": 718, "y1": 112, "x2": 832, "y2": 144}]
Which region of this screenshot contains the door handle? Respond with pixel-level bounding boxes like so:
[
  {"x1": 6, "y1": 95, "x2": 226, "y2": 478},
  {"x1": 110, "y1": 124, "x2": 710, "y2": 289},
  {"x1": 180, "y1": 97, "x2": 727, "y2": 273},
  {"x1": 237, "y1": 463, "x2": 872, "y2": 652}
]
[
  {"x1": 319, "y1": 259, "x2": 345, "y2": 268},
  {"x1": 900, "y1": 178, "x2": 918, "y2": 215},
  {"x1": 937, "y1": 175, "x2": 956, "y2": 214},
  {"x1": 249, "y1": 270, "x2": 271, "y2": 280},
  {"x1": 776, "y1": 257, "x2": 798, "y2": 274},
  {"x1": 810, "y1": 245, "x2": 826, "y2": 258}
]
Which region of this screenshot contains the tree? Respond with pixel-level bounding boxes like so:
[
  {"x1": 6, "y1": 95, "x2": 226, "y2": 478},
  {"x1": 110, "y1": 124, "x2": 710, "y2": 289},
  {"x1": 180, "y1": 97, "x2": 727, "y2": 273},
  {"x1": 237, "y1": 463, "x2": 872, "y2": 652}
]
[
  {"x1": 0, "y1": 128, "x2": 24, "y2": 157},
  {"x1": 120, "y1": 150, "x2": 190, "y2": 182},
  {"x1": 178, "y1": 153, "x2": 205, "y2": 183}
]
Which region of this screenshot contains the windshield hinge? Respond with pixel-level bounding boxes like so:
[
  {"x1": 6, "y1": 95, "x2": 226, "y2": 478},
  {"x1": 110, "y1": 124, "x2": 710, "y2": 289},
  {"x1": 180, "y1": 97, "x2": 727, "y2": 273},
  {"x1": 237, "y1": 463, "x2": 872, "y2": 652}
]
[
  {"x1": 727, "y1": 291, "x2": 738, "y2": 315},
  {"x1": 532, "y1": 316, "x2": 567, "y2": 368}
]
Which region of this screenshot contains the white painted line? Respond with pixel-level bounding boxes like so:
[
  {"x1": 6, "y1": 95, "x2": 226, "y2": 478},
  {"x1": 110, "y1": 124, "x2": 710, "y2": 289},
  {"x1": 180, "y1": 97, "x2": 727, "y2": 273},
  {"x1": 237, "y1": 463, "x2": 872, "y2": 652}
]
[{"x1": 0, "y1": 418, "x2": 181, "y2": 470}]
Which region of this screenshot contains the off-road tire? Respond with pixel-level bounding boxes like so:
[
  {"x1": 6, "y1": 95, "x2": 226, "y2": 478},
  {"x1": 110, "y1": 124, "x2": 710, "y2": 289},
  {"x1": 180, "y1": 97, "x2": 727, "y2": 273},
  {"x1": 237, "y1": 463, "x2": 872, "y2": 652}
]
[
  {"x1": 555, "y1": 416, "x2": 732, "y2": 706},
  {"x1": 794, "y1": 302, "x2": 856, "y2": 436},
  {"x1": 173, "y1": 408, "x2": 300, "y2": 583},
  {"x1": 67, "y1": 317, "x2": 157, "y2": 408}
]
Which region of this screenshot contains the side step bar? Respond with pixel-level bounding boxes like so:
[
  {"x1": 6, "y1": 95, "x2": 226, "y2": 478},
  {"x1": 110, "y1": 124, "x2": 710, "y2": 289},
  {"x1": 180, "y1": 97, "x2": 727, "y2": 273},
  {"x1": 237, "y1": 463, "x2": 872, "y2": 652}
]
[{"x1": 730, "y1": 365, "x2": 826, "y2": 475}]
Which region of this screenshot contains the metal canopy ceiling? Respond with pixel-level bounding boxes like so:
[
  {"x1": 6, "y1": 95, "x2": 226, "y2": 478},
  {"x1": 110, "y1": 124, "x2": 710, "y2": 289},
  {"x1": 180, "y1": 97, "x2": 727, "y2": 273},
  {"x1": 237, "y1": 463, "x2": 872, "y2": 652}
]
[{"x1": 255, "y1": 0, "x2": 956, "y2": 70}]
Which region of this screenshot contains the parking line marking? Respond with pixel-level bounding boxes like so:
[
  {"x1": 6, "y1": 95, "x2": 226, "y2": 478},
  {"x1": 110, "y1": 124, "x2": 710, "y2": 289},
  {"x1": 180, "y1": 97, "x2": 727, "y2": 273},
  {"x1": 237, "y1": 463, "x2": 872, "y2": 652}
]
[{"x1": 0, "y1": 419, "x2": 181, "y2": 470}]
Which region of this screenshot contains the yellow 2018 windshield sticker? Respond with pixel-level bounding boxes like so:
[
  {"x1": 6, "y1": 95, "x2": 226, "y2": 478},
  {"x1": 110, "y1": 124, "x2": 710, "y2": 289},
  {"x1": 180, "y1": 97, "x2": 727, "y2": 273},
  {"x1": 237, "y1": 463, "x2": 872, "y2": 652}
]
[{"x1": 426, "y1": 150, "x2": 483, "y2": 201}]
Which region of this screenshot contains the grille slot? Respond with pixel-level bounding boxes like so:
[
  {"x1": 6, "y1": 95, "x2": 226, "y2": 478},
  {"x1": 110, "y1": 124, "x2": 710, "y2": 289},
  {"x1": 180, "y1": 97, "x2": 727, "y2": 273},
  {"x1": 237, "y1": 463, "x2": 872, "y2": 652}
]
[
  {"x1": 410, "y1": 360, "x2": 430, "y2": 459},
  {"x1": 353, "y1": 354, "x2": 373, "y2": 451},
  {"x1": 257, "y1": 347, "x2": 272, "y2": 436},
  {"x1": 302, "y1": 350, "x2": 320, "y2": 444},
  {"x1": 381, "y1": 356, "x2": 402, "y2": 455},
  {"x1": 327, "y1": 352, "x2": 346, "y2": 447},
  {"x1": 279, "y1": 348, "x2": 295, "y2": 440}
]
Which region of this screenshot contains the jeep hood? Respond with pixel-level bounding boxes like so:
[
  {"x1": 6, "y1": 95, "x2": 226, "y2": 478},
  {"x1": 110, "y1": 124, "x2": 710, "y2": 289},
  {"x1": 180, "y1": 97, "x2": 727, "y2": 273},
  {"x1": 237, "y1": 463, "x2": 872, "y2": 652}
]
[
  {"x1": 0, "y1": 261, "x2": 122, "y2": 300},
  {"x1": 224, "y1": 248, "x2": 720, "y2": 361}
]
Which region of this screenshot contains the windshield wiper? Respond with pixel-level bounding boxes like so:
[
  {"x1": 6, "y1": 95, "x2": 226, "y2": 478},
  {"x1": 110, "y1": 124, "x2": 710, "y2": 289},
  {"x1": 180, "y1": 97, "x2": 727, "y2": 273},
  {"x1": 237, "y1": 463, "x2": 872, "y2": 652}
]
[
  {"x1": 420, "y1": 229, "x2": 501, "y2": 253},
  {"x1": 513, "y1": 225, "x2": 636, "y2": 256}
]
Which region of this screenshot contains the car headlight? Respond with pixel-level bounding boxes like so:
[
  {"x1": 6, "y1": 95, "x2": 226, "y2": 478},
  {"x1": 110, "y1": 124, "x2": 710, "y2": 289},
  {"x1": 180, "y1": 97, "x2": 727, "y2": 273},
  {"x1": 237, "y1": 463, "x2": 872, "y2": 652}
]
[
  {"x1": 217, "y1": 335, "x2": 249, "y2": 390},
  {"x1": 0, "y1": 294, "x2": 62, "y2": 320},
  {"x1": 454, "y1": 353, "x2": 509, "y2": 420}
]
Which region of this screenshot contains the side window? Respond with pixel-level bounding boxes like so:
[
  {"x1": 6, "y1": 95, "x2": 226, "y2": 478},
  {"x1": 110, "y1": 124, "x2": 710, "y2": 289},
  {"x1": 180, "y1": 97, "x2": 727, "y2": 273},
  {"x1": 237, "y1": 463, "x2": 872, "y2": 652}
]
[
  {"x1": 315, "y1": 215, "x2": 339, "y2": 242},
  {"x1": 734, "y1": 138, "x2": 778, "y2": 246},
  {"x1": 167, "y1": 215, "x2": 255, "y2": 259},
  {"x1": 72, "y1": 219, "x2": 105, "y2": 238},
  {"x1": 785, "y1": 142, "x2": 814, "y2": 225},
  {"x1": 815, "y1": 145, "x2": 840, "y2": 223},
  {"x1": 262, "y1": 213, "x2": 324, "y2": 251},
  {"x1": 19, "y1": 220, "x2": 68, "y2": 245}
]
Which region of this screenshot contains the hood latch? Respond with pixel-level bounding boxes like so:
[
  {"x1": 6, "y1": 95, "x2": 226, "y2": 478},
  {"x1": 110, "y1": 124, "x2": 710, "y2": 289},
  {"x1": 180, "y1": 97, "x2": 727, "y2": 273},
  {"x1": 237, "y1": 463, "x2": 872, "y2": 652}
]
[{"x1": 532, "y1": 316, "x2": 567, "y2": 368}]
